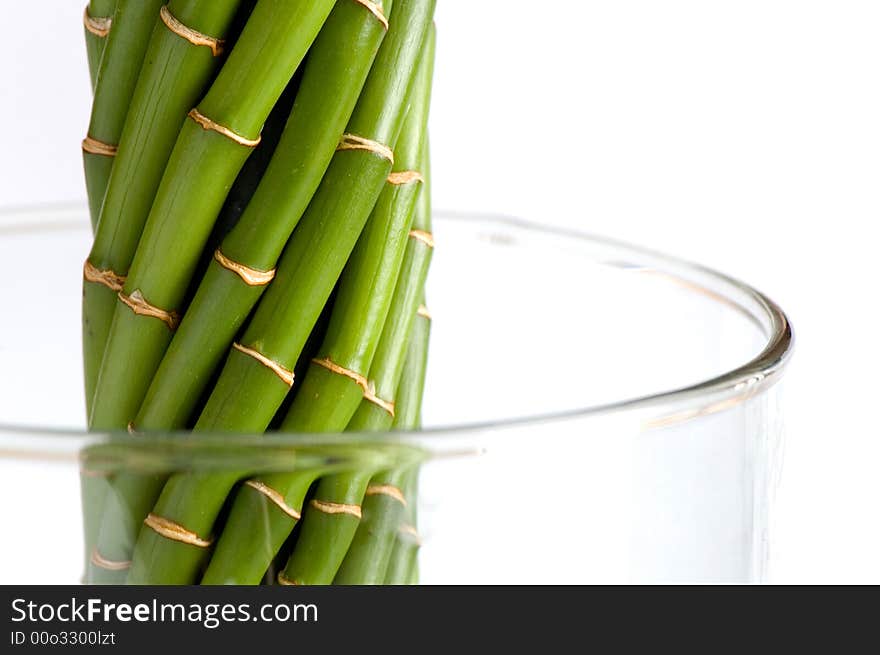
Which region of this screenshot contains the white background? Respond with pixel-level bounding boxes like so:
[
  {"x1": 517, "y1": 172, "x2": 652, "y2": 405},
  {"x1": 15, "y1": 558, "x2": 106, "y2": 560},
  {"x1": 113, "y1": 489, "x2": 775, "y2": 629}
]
[{"x1": 1, "y1": 1, "x2": 878, "y2": 583}]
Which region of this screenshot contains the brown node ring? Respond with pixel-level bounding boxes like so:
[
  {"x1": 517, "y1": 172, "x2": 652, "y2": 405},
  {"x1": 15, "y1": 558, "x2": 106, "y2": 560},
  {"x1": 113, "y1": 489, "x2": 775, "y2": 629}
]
[
  {"x1": 214, "y1": 249, "x2": 275, "y2": 286},
  {"x1": 83, "y1": 7, "x2": 111, "y2": 37},
  {"x1": 387, "y1": 170, "x2": 425, "y2": 186},
  {"x1": 311, "y1": 357, "x2": 370, "y2": 393},
  {"x1": 188, "y1": 108, "x2": 261, "y2": 147},
  {"x1": 352, "y1": 0, "x2": 389, "y2": 30},
  {"x1": 233, "y1": 343, "x2": 295, "y2": 387},
  {"x1": 118, "y1": 290, "x2": 180, "y2": 330},
  {"x1": 277, "y1": 571, "x2": 298, "y2": 586},
  {"x1": 160, "y1": 5, "x2": 225, "y2": 56},
  {"x1": 337, "y1": 134, "x2": 394, "y2": 164},
  {"x1": 82, "y1": 136, "x2": 118, "y2": 157},
  {"x1": 366, "y1": 484, "x2": 407, "y2": 505},
  {"x1": 83, "y1": 260, "x2": 126, "y2": 292},
  {"x1": 399, "y1": 524, "x2": 423, "y2": 546},
  {"x1": 245, "y1": 480, "x2": 301, "y2": 520},
  {"x1": 310, "y1": 499, "x2": 362, "y2": 519},
  {"x1": 417, "y1": 304, "x2": 432, "y2": 320},
  {"x1": 143, "y1": 513, "x2": 213, "y2": 548},
  {"x1": 364, "y1": 387, "x2": 395, "y2": 417},
  {"x1": 90, "y1": 549, "x2": 131, "y2": 571},
  {"x1": 409, "y1": 229, "x2": 435, "y2": 249}
]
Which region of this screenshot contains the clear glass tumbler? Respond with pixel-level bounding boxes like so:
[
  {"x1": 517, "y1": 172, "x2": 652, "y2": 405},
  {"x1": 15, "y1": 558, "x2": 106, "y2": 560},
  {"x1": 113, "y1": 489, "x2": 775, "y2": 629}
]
[{"x1": 0, "y1": 205, "x2": 792, "y2": 584}]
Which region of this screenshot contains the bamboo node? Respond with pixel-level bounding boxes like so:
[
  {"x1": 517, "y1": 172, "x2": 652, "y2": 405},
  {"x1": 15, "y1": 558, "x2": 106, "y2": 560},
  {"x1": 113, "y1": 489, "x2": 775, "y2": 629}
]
[
  {"x1": 337, "y1": 134, "x2": 394, "y2": 164},
  {"x1": 310, "y1": 499, "x2": 362, "y2": 519},
  {"x1": 398, "y1": 524, "x2": 422, "y2": 546},
  {"x1": 311, "y1": 357, "x2": 369, "y2": 393},
  {"x1": 83, "y1": 7, "x2": 111, "y2": 37},
  {"x1": 387, "y1": 170, "x2": 425, "y2": 186},
  {"x1": 118, "y1": 289, "x2": 180, "y2": 330},
  {"x1": 245, "y1": 480, "x2": 301, "y2": 520},
  {"x1": 213, "y1": 249, "x2": 276, "y2": 286},
  {"x1": 90, "y1": 549, "x2": 131, "y2": 571},
  {"x1": 83, "y1": 260, "x2": 126, "y2": 292},
  {"x1": 366, "y1": 484, "x2": 407, "y2": 506},
  {"x1": 126, "y1": 421, "x2": 140, "y2": 436},
  {"x1": 352, "y1": 0, "x2": 389, "y2": 30},
  {"x1": 417, "y1": 304, "x2": 432, "y2": 320},
  {"x1": 277, "y1": 571, "x2": 298, "y2": 586},
  {"x1": 364, "y1": 388, "x2": 395, "y2": 417},
  {"x1": 81, "y1": 136, "x2": 118, "y2": 157},
  {"x1": 233, "y1": 343, "x2": 295, "y2": 387},
  {"x1": 188, "y1": 108, "x2": 261, "y2": 147},
  {"x1": 409, "y1": 229, "x2": 434, "y2": 248},
  {"x1": 160, "y1": 5, "x2": 225, "y2": 56},
  {"x1": 143, "y1": 513, "x2": 213, "y2": 548}
]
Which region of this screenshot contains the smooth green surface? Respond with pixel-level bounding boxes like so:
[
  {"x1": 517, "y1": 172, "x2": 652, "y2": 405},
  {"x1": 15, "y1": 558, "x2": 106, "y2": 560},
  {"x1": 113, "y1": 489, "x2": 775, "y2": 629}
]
[
  {"x1": 84, "y1": 0, "x2": 165, "y2": 229},
  {"x1": 135, "y1": 0, "x2": 391, "y2": 431},
  {"x1": 90, "y1": 0, "x2": 333, "y2": 430},
  {"x1": 83, "y1": 0, "x2": 242, "y2": 416}
]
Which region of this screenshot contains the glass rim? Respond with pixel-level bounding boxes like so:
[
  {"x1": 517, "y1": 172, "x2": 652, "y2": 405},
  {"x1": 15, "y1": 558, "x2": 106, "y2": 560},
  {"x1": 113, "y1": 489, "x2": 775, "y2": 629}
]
[{"x1": 0, "y1": 203, "x2": 794, "y2": 450}]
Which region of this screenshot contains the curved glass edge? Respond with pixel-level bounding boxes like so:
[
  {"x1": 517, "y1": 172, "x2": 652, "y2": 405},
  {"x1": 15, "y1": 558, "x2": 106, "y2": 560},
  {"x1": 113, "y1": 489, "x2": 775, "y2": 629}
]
[{"x1": 0, "y1": 205, "x2": 794, "y2": 453}]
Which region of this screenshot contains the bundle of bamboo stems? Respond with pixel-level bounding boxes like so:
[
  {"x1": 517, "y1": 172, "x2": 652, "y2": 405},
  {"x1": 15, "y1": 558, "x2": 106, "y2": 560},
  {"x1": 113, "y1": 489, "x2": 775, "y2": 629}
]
[{"x1": 79, "y1": 0, "x2": 436, "y2": 585}]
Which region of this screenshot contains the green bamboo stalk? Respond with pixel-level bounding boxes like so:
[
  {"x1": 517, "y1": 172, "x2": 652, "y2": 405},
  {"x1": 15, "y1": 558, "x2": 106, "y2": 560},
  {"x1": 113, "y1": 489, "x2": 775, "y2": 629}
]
[
  {"x1": 83, "y1": 0, "x2": 165, "y2": 231},
  {"x1": 199, "y1": 471, "x2": 319, "y2": 585},
  {"x1": 347, "y1": 137, "x2": 434, "y2": 433},
  {"x1": 133, "y1": 0, "x2": 394, "y2": 433},
  {"x1": 279, "y1": 27, "x2": 435, "y2": 586},
  {"x1": 383, "y1": 304, "x2": 432, "y2": 584},
  {"x1": 194, "y1": 0, "x2": 434, "y2": 434},
  {"x1": 199, "y1": 82, "x2": 428, "y2": 586},
  {"x1": 78, "y1": 468, "x2": 114, "y2": 582},
  {"x1": 392, "y1": 296, "x2": 432, "y2": 430},
  {"x1": 382, "y1": 466, "x2": 421, "y2": 584},
  {"x1": 85, "y1": 88, "x2": 295, "y2": 586},
  {"x1": 83, "y1": 0, "x2": 117, "y2": 91},
  {"x1": 82, "y1": 0, "x2": 243, "y2": 420},
  {"x1": 126, "y1": 0, "x2": 434, "y2": 586},
  {"x1": 333, "y1": 468, "x2": 409, "y2": 584},
  {"x1": 89, "y1": 0, "x2": 335, "y2": 431}
]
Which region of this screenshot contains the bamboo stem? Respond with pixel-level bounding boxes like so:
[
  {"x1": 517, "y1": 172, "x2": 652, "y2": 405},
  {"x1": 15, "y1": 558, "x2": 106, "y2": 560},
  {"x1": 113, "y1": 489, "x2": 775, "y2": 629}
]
[
  {"x1": 194, "y1": 0, "x2": 435, "y2": 434},
  {"x1": 82, "y1": 0, "x2": 244, "y2": 418},
  {"x1": 83, "y1": 0, "x2": 165, "y2": 231},
  {"x1": 133, "y1": 0, "x2": 393, "y2": 433},
  {"x1": 383, "y1": 302, "x2": 432, "y2": 584},
  {"x1": 347, "y1": 33, "x2": 435, "y2": 435},
  {"x1": 199, "y1": 471, "x2": 320, "y2": 585},
  {"x1": 85, "y1": 91, "x2": 297, "y2": 586},
  {"x1": 83, "y1": 1, "x2": 117, "y2": 91},
  {"x1": 88, "y1": 0, "x2": 335, "y2": 431},
  {"x1": 124, "y1": 0, "x2": 434, "y2": 586},
  {"x1": 333, "y1": 470, "x2": 410, "y2": 584},
  {"x1": 277, "y1": 24, "x2": 435, "y2": 585}
]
